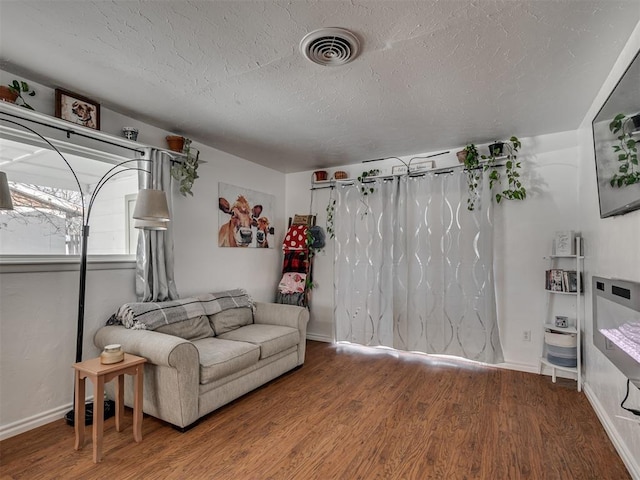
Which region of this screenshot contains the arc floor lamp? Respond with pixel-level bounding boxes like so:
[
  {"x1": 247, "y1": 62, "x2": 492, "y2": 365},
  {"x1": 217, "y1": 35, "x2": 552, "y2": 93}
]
[{"x1": 0, "y1": 118, "x2": 171, "y2": 425}]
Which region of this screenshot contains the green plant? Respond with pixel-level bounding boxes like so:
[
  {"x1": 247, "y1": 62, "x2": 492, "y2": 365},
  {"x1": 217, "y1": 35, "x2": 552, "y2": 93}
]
[
  {"x1": 170, "y1": 138, "x2": 200, "y2": 196},
  {"x1": 608, "y1": 113, "x2": 639, "y2": 187},
  {"x1": 326, "y1": 196, "x2": 336, "y2": 239},
  {"x1": 482, "y1": 136, "x2": 525, "y2": 204},
  {"x1": 8, "y1": 80, "x2": 35, "y2": 110},
  {"x1": 357, "y1": 169, "x2": 380, "y2": 195},
  {"x1": 356, "y1": 168, "x2": 380, "y2": 217},
  {"x1": 462, "y1": 144, "x2": 481, "y2": 210}
]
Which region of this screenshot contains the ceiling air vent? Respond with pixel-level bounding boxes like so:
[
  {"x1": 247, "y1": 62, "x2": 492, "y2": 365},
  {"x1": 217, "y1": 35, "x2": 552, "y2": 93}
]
[{"x1": 300, "y1": 28, "x2": 360, "y2": 66}]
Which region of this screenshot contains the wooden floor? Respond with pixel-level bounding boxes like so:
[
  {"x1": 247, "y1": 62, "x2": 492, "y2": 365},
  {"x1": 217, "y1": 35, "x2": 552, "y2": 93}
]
[{"x1": 0, "y1": 341, "x2": 630, "y2": 479}]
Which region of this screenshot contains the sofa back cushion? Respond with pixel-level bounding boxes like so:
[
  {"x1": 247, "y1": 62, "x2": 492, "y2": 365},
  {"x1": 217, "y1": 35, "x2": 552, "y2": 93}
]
[
  {"x1": 155, "y1": 315, "x2": 214, "y2": 341},
  {"x1": 209, "y1": 307, "x2": 253, "y2": 335}
]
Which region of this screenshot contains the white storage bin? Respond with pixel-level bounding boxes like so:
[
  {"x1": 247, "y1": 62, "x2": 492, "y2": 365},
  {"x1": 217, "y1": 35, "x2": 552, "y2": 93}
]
[{"x1": 545, "y1": 331, "x2": 577, "y2": 347}]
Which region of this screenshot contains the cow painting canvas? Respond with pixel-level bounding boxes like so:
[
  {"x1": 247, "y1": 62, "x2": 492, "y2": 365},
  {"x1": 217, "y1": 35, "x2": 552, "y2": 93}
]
[{"x1": 218, "y1": 183, "x2": 275, "y2": 248}]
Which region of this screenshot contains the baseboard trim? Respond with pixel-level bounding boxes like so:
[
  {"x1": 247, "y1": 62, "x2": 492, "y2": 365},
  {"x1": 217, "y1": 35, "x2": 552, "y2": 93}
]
[
  {"x1": 584, "y1": 382, "x2": 640, "y2": 480},
  {"x1": 494, "y1": 362, "x2": 540, "y2": 374},
  {"x1": 306, "y1": 333, "x2": 333, "y2": 343},
  {"x1": 0, "y1": 403, "x2": 71, "y2": 441}
]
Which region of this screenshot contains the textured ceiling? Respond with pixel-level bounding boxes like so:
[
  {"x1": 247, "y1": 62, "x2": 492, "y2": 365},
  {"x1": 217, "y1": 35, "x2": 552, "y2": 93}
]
[{"x1": 0, "y1": 1, "x2": 638, "y2": 173}]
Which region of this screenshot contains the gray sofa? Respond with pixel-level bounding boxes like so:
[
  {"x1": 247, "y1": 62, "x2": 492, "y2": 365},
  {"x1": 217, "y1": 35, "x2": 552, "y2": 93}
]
[{"x1": 94, "y1": 294, "x2": 309, "y2": 429}]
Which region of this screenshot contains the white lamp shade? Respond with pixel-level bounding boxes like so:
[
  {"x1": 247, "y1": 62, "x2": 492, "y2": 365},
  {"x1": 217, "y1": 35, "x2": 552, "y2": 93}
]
[
  {"x1": 133, "y1": 189, "x2": 170, "y2": 221},
  {"x1": 134, "y1": 219, "x2": 168, "y2": 230},
  {"x1": 0, "y1": 171, "x2": 14, "y2": 210}
]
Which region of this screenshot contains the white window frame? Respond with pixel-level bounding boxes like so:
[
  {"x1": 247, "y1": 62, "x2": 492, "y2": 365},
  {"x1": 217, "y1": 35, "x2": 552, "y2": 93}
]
[{"x1": 0, "y1": 111, "x2": 146, "y2": 271}]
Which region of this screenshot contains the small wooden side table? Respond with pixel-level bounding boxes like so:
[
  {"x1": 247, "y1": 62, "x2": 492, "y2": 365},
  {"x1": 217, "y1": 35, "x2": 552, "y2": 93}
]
[{"x1": 73, "y1": 353, "x2": 146, "y2": 463}]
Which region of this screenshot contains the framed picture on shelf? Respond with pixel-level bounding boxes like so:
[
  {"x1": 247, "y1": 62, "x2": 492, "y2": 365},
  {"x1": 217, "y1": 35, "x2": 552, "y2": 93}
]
[
  {"x1": 55, "y1": 88, "x2": 100, "y2": 130},
  {"x1": 554, "y1": 231, "x2": 575, "y2": 255}
]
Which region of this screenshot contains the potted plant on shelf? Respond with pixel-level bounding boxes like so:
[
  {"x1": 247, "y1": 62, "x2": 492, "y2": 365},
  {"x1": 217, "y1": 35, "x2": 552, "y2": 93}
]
[
  {"x1": 482, "y1": 136, "x2": 525, "y2": 204},
  {"x1": 2, "y1": 80, "x2": 36, "y2": 109},
  {"x1": 170, "y1": 138, "x2": 200, "y2": 196},
  {"x1": 166, "y1": 135, "x2": 185, "y2": 152},
  {"x1": 487, "y1": 141, "x2": 505, "y2": 158},
  {"x1": 313, "y1": 170, "x2": 328, "y2": 182},
  {"x1": 0, "y1": 85, "x2": 18, "y2": 104},
  {"x1": 608, "y1": 112, "x2": 639, "y2": 188}
]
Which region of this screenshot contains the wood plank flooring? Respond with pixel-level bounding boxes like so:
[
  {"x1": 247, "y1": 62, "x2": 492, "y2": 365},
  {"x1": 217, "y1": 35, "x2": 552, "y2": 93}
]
[{"x1": 0, "y1": 341, "x2": 630, "y2": 479}]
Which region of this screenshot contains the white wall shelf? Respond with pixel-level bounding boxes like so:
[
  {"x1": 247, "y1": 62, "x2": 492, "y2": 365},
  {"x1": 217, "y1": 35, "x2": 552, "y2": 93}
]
[{"x1": 539, "y1": 236, "x2": 583, "y2": 392}]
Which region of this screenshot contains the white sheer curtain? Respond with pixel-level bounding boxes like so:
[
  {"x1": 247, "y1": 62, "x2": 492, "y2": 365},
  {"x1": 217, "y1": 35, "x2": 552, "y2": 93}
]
[
  {"x1": 334, "y1": 170, "x2": 503, "y2": 364},
  {"x1": 136, "y1": 148, "x2": 179, "y2": 302}
]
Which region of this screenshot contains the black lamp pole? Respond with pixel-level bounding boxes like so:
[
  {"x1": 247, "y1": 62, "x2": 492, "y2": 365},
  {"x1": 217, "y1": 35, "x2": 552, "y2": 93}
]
[{"x1": 0, "y1": 117, "x2": 158, "y2": 426}]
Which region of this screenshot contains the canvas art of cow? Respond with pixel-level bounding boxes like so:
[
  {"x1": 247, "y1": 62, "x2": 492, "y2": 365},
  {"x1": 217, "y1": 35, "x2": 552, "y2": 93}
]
[{"x1": 219, "y1": 195, "x2": 273, "y2": 248}]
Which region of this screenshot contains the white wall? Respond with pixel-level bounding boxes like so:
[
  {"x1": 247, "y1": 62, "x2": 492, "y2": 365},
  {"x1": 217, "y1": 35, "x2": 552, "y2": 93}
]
[
  {"x1": 577, "y1": 21, "x2": 640, "y2": 477},
  {"x1": 286, "y1": 132, "x2": 582, "y2": 371},
  {"x1": 0, "y1": 71, "x2": 286, "y2": 438}
]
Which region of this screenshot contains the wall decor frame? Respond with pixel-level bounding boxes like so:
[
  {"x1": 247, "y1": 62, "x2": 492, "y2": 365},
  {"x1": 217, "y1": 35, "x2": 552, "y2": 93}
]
[
  {"x1": 592, "y1": 48, "x2": 640, "y2": 218},
  {"x1": 218, "y1": 182, "x2": 275, "y2": 248},
  {"x1": 55, "y1": 88, "x2": 101, "y2": 130}
]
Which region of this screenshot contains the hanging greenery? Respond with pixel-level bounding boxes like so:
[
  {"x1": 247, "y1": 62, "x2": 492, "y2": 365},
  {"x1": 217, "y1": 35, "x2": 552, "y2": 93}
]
[
  {"x1": 357, "y1": 168, "x2": 381, "y2": 196},
  {"x1": 357, "y1": 168, "x2": 380, "y2": 217},
  {"x1": 481, "y1": 136, "x2": 526, "y2": 205},
  {"x1": 170, "y1": 138, "x2": 200, "y2": 196},
  {"x1": 326, "y1": 196, "x2": 336, "y2": 239},
  {"x1": 608, "y1": 113, "x2": 639, "y2": 188},
  {"x1": 461, "y1": 144, "x2": 481, "y2": 211}
]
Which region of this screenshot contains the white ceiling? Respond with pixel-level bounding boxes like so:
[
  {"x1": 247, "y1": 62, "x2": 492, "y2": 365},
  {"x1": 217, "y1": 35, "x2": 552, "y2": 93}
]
[{"x1": 0, "y1": 1, "x2": 638, "y2": 173}]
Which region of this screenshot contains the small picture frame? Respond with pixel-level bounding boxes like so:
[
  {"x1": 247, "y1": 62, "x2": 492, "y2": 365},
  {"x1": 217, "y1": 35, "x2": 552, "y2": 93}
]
[
  {"x1": 554, "y1": 315, "x2": 568, "y2": 328},
  {"x1": 55, "y1": 88, "x2": 100, "y2": 130},
  {"x1": 554, "y1": 230, "x2": 575, "y2": 255}
]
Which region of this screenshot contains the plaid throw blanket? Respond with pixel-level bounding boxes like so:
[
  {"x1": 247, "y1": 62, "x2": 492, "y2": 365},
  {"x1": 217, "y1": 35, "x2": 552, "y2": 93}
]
[{"x1": 108, "y1": 289, "x2": 253, "y2": 330}]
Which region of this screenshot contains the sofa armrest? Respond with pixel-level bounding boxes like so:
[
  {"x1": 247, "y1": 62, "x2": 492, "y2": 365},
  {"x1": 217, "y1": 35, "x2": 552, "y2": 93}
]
[
  {"x1": 94, "y1": 325, "x2": 200, "y2": 428},
  {"x1": 254, "y1": 302, "x2": 309, "y2": 365},
  {"x1": 94, "y1": 325, "x2": 198, "y2": 368}
]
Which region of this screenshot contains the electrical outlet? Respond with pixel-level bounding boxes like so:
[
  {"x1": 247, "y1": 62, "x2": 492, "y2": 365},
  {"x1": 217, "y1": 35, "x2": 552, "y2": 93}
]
[{"x1": 523, "y1": 330, "x2": 531, "y2": 342}]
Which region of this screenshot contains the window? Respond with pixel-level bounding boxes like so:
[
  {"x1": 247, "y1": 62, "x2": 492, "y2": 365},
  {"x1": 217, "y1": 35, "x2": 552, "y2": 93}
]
[{"x1": 0, "y1": 136, "x2": 139, "y2": 256}]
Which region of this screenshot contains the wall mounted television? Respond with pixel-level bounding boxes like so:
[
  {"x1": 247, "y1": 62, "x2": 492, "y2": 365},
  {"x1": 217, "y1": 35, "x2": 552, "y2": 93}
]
[{"x1": 592, "y1": 48, "x2": 640, "y2": 218}]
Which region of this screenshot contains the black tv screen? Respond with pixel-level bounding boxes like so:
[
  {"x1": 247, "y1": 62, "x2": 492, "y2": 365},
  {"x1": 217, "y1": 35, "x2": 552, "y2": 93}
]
[{"x1": 592, "y1": 49, "x2": 640, "y2": 218}]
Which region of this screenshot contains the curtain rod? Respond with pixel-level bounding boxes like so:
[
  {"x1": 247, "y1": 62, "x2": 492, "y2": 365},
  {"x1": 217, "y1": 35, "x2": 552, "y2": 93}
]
[
  {"x1": 309, "y1": 160, "x2": 507, "y2": 191},
  {"x1": 0, "y1": 110, "x2": 147, "y2": 156}
]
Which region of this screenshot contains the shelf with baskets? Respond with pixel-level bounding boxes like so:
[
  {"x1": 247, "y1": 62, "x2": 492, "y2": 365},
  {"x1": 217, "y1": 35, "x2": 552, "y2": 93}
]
[{"x1": 539, "y1": 236, "x2": 584, "y2": 392}]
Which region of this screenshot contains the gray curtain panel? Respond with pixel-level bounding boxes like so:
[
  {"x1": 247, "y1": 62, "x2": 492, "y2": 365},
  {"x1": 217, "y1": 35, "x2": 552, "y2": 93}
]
[
  {"x1": 334, "y1": 171, "x2": 503, "y2": 364},
  {"x1": 136, "y1": 148, "x2": 179, "y2": 302}
]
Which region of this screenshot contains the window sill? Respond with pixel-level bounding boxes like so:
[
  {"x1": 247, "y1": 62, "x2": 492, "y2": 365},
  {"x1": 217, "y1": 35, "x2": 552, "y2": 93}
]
[{"x1": 0, "y1": 255, "x2": 136, "y2": 274}]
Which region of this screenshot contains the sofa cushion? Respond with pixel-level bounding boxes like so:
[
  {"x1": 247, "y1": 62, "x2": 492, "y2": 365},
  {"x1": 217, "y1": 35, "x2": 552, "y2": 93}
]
[
  {"x1": 217, "y1": 324, "x2": 299, "y2": 359},
  {"x1": 208, "y1": 307, "x2": 253, "y2": 335},
  {"x1": 154, "y1": 315, "x2": 213, "y2": 341},
  {"x1": 192, "y1": 337, "x2": 260, "y2": 384}
]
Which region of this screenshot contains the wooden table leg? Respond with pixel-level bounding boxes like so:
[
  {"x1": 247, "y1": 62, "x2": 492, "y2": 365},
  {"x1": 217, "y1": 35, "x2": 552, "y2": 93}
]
[
  {"x1": 115, "y1": 374, "x2": 124, "y2": 432},
  {"x1": 133, "y1": 365, "x2": 143, "y2": 443},
  {"x1": 74, "y1": 371, "x2": 85, "y2": 451},
  {"x1": 93, "y1": 375, "x2": 105, "y2": 463}
]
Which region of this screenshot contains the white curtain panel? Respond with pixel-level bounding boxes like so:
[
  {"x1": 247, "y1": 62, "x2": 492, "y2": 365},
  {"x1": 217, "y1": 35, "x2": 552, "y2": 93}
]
[
  {"x1": 136, "y1": 148, "x2": 179, "y2": 302},
  {"x1": 334, "y1": 170, "x2": 503, "y2": 364}
]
